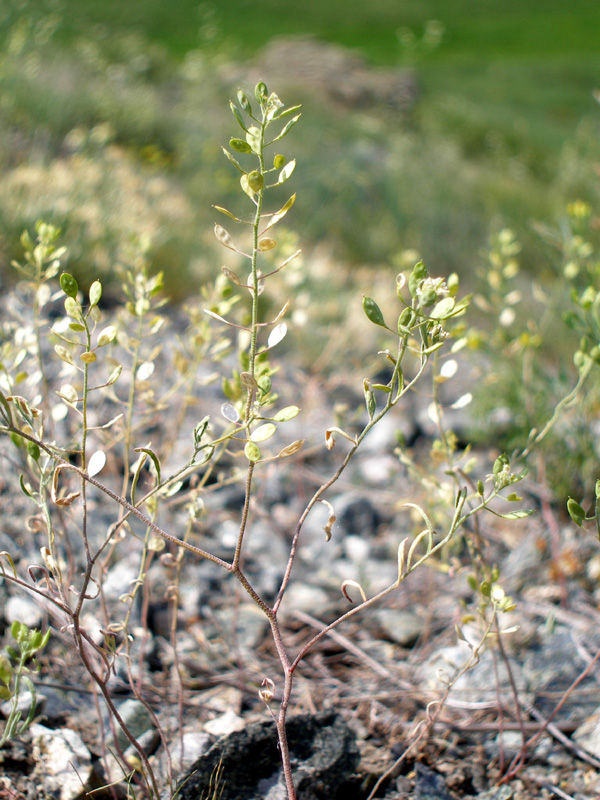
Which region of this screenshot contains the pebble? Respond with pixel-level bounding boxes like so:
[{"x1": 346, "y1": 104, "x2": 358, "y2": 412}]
[{"x1": 30, "y1": 723, "x2": 93, "y2": 800}]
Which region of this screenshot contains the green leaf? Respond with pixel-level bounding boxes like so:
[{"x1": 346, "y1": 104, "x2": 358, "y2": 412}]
[
  {"x1": 26, "y1": 440, "x2": 40, "y2": 462},
  {"x1": 362, "y1": 296, "x2": 387, "y2": 328},
  {"x1": 567, "y1": 497, "x2": 586, "y2": 527},
  {"x1": 134, "y1": 446, "x2": 162, "y2": 486},
  {"x1": 269, "y1": 115, "x2": 301, "y2": 144},
  {"x1": 0, "y1": 390, "x2": 13, "y2": 425},
  {"x1": 487, "y1": 508, "x2": 534, "y2": 520},
  {"x1": 213, "y1": 205, "x2": 244, "y2": 222},
  {"x1": 19, "y1": 474, "x2": 33, "y2": 498},
  {"x1": 271, "y1": 104, "x2": 302, "y2": 120},
  {"x1": 221, "y1": 147, "x2": 245, "y2": 174},
  {"x1": 59, "y1": 272, "x2": 78, "y2": 299}
]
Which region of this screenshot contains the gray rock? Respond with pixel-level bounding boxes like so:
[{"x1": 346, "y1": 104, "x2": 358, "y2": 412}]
[
  {"x1": 174, "y1": 711, "x2": 359, "y2": 800},
  {"x1": 157, "y1": 730, "x2": 212, "y2": 778},
  {"x1": 373, "y1": 608, "x2": 423, "y2": 647},
  {"x1": 108, "y1": 698, "x2": 155, "y2": 753},
  {"x1": 414, "y1": 762, "x2": 454, "y2": 800},
  {"x1": 30, "y1": 723, "x2": 94, "y2": 800},
  {"x1": 4, "y1": 595, "x2": 43, "y2": 627}
]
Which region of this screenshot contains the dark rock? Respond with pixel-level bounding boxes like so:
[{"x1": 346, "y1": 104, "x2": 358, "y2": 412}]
[
  {"x1": 175, "y1": 710, "x2": 360, "y2": 800},
  {"x1": 414, "y1": 763, "x2": 455, "y2": 800}
]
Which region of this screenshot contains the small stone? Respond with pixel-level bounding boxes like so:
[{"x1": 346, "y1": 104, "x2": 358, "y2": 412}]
[
  {"x1": 373, "y1": 608, "x2": 423, "y2": 647},
  {"x1": 4, "y1": 596, "x2": 43, "y2": 627},
  {"x1": 1, "y1": 689, "x2": 46, "y2": 718},
  {"x1": 204, "y1": 709, "x2": 246, "y2": 737},
  {"x1": 108, "y1": 698, "x2": 155, "y2": 752},
  {"x1": 161, "y1": 730, "x2": 212, "y2": 776},
  {"x1": 574, "y1": 706, "x2": 600, "y2": 758},
  {"x1": 31, "y1": 723, "x2": 93, "y2": 800}
]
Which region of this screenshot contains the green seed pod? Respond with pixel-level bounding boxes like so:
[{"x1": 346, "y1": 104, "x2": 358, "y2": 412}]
[
  {"x1": 420, "y1": 288, "x2": 437, "y2": 308},
  {"x1": 398, "y1": 307, "x2": 413, "y2": 332},
  {"x1": 409, "y1": 261, "x2": 428, "y2": 297},
  {"x1": 274, "y1": 154, "x2": 286, "y2": 169},
  {"x1": 230, "y1": 138, "x2": 252, "y2": 153},
  {"x1": 590, "y1": 345, "x2": 600, "y2": 363},
  {"x1": 247, "y1": 170, "x2": 264, "y2": 192},
  {"x1": 237, "y1": 90, "x2": 251, "y2": 112},
  {"x1": 254, "y1": 82, "x2": 268, "y2": 102},
  {"x1": 60, "y1": 272, "x2": 78, "y2": 299},
  {"x1": 258, "y1": 375, "x2": 272, "y2": 395}
]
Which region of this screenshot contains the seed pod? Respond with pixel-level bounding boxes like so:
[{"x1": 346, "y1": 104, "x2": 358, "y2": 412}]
[
  {"x1": 237, "y1": 90, "x2": 251, "y2": 112},
  {"x1": 229, "y1": 138, "x2": 252, "y2": 153},
  {"x1": 254, "y1": 82, "x2": 268, "y2": 102},
  {"x1": 247, "y1": 170, "x2": 264, "y2": 192},
  {"x1": 273, "y1": 154, "x2": 286, "y2": 169}
]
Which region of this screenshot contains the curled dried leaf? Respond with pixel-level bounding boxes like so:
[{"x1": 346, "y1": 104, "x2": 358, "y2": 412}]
[
  {"x1": 321, "y1": 499, "x2": 336, "y2": 542},
  {"x1": 341, "y1": 579, "x2": 367, "y2": 604}
]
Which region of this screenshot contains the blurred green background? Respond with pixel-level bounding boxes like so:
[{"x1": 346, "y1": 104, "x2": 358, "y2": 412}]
[
  {"x1": 2, "y1": 0, "x2": 600, "y2": 495},
  {"x1": 1, "y1": 0, "x2": 599, "y2": 294}
]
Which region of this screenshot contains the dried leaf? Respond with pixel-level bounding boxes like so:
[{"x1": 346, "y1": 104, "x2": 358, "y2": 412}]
[{"x1": 341, "y1": 579, "x2": 367, "y2": 603}]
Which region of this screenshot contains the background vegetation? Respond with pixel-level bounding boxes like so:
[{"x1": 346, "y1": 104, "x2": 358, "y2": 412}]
[{"x1": 1, "y1": 0, "x2": 600, "y2": 493}]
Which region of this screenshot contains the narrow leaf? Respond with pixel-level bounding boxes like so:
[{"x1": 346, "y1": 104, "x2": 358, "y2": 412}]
[
  {"x1": 134, "y1": 446, "x2": 161, "y2": 485},
  {"x1": 230, "y1": 101, "x2": 248, "y2": 132},
  {"x1": 269, "y1": 114, "x2": 301, "y2": 144},
  {"x1": 213, "y1": 205, "x2": 244, "y2": 222}
]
